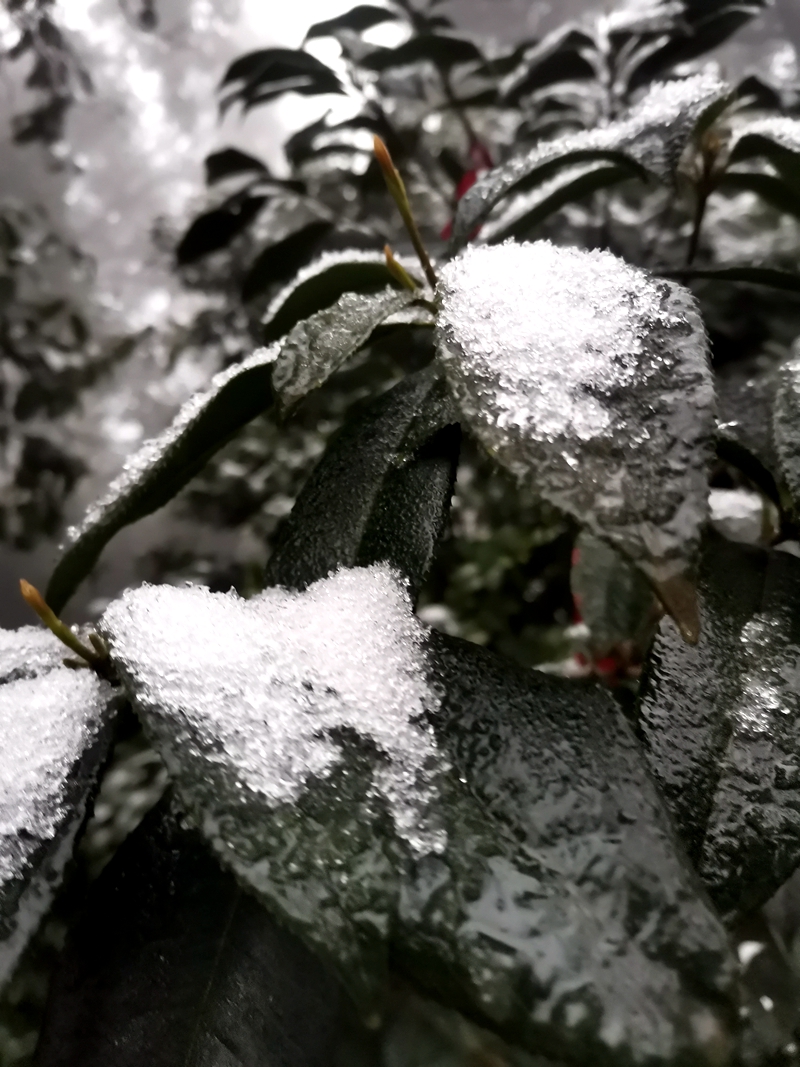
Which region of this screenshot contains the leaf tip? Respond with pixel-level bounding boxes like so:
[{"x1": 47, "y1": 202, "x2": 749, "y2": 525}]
[
  {"x1": 653, "y1": 572, "x2": 701, "y2": 645},
  {"x1": 20, "y1": 578, "x2": 50, "y2": 620}
]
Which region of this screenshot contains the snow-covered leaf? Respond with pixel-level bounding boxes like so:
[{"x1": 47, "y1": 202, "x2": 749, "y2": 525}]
[
  {"x1": 435, "y1": 241, "x2": 715, "y2": 638},
  {"x1": 272, "y1": 286, "x2": 420, "y2": 411},
  {"x1": 101, "y1": 570, "x2": 736, "y2": 1064},
  {"x1": 0, "y1": 626, "x2": 115, "y2": 989},
  {"x1": 45, "y1": 347, "x2": 277, "y2": 614},
  {"x1": 35, "y1": 797, "x2": 349, "y2": 1066},
  {"x1": 450, "y1": 72, "x2": 729, "y2": 249},
  {"x1": 101, "y1": 567, "x2": 738, "y2": 1058},
  {"x1": 719, "y1": 170, "x2": 800, "y2": 223},
  {"x1": 265, "y1": 368, "x2": 459, "y2": 599},
  {"x1": 773, "y1": 348, "x2": 800, "y2": 517},
  {"x1": 638, "y1": 534, "x2": 800, "y2": 918},
  {"x1": 262, "y1": 249, "x2": 416, "y2": 343}
]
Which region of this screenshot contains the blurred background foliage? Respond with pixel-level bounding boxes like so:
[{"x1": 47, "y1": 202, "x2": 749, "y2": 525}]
[{"x1": 4, "y1": 0, "x2": 800, "y2": 1061}]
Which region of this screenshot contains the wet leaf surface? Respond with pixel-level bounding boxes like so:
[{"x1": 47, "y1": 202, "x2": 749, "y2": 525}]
[
  {"x1": 265, "y1": 367, "x2": 459, "y2": 600},
  {"x1": 638, "y1": 533, "x2": 800, "y2": 919},
  {"x1": 435, "y1": 241, "x2": 715, "y2": 616},
  {"x1": 45, "y1": 348, "x2": 277, "y2": 614},
  {"x1": 272, "y1": 287, "x2": 419, "y2": 411},
  {"x1": 262, "y1": 250, "x2": 409, "y2": 343},
  {"x1": 100, "y1": 569, "x2": 738, "y2": 1065},
  {"x1": 0, "y1": 627, "x2": 116, "y2": 989},
  {"x1": 34, "y1": 797, "x2": 349, "y2": 1066},
  {"x1": 773, "y1": 348, "x2": 800, "y2": 518}
]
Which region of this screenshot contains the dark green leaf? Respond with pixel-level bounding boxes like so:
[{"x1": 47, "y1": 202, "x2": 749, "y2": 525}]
[
  {"x1": 715, "y1": 354, "x2": 782, "y2": 503},
  {"x1": 718, "y1": 169, "x2": 800, "y2": 221},
  {"x1": 34, "y1": 798, "x2": 349, "y2": 1066},
  {"x1": 45, "y1": 350, "x2": 276, "y2": 614},
  {"x1": 666, "y1": 265, "x2": 800, "y2": 292},
  {"x1": 176, "y1": 196, "x2": 267, "y2": 264},
  {"x1": 735, "y1": 73, "x2": 783, "y2": 110},
  {"x1": 100, "y1": 584, "x2": 737, "y2": 1064},
  {"x1": 360, "y1": 35, "x2": 483, "y2": 72},
  {"x1": 728, "y1": 129, "x2": 800, "y2": 190},
  {"x1": 262, "y1": 251, "x2": 403, "y2": 342},
  {"x1": 0, "y1": 626, "x2": 116, "y2": 986},
  {"x1": 450, "y1": 73, "x2": 726, "y2": 249},
  {"x1": 502, "y1": 49, "x2": 597, "y2": 104},
  {"x1": 272, "y1": 286, "x2": 420, "y2": 410},
  {"x1": 203, "y1": 147, "x2": 268, "y2": 184},
  {"x1": 218, "y1": 49, "x2": 345, "y2": 113},
  {"x1": 306, "y1": 5, "x2": 398, "y2": 39},
  {"x1": 486, "y1": 162, "x2": 639, "y2": 243},
  {"x1": 628, "y1": 3, "x2": 766, "y2": 88},
  {"x1": 265, "y1": 367, "x2": 459, "y2": 599},
  {"x1": 241, "y1": 220, "x2": 333, "y2": 301},
  {"x1": 638, "y1": 533, "x2": 800, "y2": 918}
]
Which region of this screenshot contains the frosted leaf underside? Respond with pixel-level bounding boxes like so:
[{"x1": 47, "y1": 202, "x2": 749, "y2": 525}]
[
  {"x1": 0, "y1": 627, "x2": 114, "y2": 987},
  {"x1": 435, "y1": 241, "x2": 715, "y2": 586}
]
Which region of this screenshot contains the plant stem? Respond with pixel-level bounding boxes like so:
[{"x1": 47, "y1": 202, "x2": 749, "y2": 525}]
[
  {"x1": 20, "y1": 579, "x2": 108, "y2": 668},
  {"x1": 685, "y1": 188, "x2": 708, "y2": 267},
  {"x1": 384, "y1": 245, "x2": 420, "y2": 291},
  {"x1": 374, "y1": 136, "x2": 438, "y2": 289}
]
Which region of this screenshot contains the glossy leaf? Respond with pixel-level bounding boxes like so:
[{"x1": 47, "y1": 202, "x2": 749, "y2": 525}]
[
  {"x1": 450, "y1": 72, "x2": 728, "y2": 249},
  {"x1": 502, "y1": 30, "x2": 597, "y2": 104},
  {"x1": 203, "y1": 147, "x2": 268, "y2": 184},
  {"x1": 360, "y1": 35, "x2": 483, "y2": 72},
  {"x1": 176, "y1": 196, "x2": 267, "y2": 264},
  {"x1": 715, "y1": 355, "x2": 781, "y2": 502},
  {"x1": 638, "y1": 534, "x2": 800, "y2": 918},
  {"x1": 306, "y1": 5, "x2": 398, "y2": 39},
  {"x1": 718, "y1": 170, "x2": 800, "y2": 222},
  {"x1": 99, "y1": 580, "x2": 736, "y2": 1065},
  {"x1": 727, "y1": 117, "x2": 800, "y2": 190},
  {"x1": 272, "y1": 286, "x2": 420, "y2": 410},
  {"x1": 485, "y1": 162, "x2": 640, "y2": 243},
  {"x1": 218, "y1": 48, "x2": 345, "y2": 114},
  {"x1": 262, "y1": 250, "x2": 409, "y2": 343},
  {"x1": 45, "y1": 348, "x2": 277, "y2": 614},
  {"x1": 265, "y1": 367, "x2": 459, "y2": 598},
  {"x1": 34, "y1": 798, "x2": 349, "y2": 1066},
  {"x1": 0, "y1": 627, "x2": 116, "y2": 988},
  {"x1": 436, "y1": 241, "x2": 715, "y2": 632}
]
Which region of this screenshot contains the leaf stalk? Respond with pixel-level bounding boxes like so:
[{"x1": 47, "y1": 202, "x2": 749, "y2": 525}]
[{"x1": 374, "y1": 136, "x2": 438, "y2": 289}]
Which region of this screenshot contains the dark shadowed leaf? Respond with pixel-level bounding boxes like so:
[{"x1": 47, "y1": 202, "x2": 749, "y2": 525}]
[
  {"x1": 262, "y1": 251, "x2": 407, "y2": 342},
  {"x1": 203, "y1": 147, "x2": 268, "y2": 184},
  {"x1": 718, "y1": 170, "x2": 800, "y2": 222},
  {"x1": 628, "y1": 3, "x2": 767, "y2": 89},
  {"x1": 727, "y1": 118, "x2": 800, "y2": 189},
  {"x1": 176, "y1": 196, "x2": 267, "y2": 264},
  {"x1": 306, "y1": 4, "x2": 399, "y2": 39},
  {"x1": 265, "y1": 367, "x2": 458, "y2": 598},
  {"x1": 436, "y1": 241, "x2": 715, "y2": 636},
  {"x1": 450, "y1": 72, "x2": 727, "y2": 249},
  {"x1": 0, "y1": 627, "x2": 116, "y2": 988},
  {"x1": 486, "y1": 162, "x2": 640, "y2": 242},
  {"x1": 241, "y1": 219, "x2": 333, "y2": 301},
  {"x1": 502, "y1": 47, "x2": 597, "y2": 104},
  {"x1": 272, "y1": 287, "x2": 421, "y2": 410},
  {"x1": 638, "y1": 533, "x2": 800, "y2": 918},
  {"x1": 360, "y1": 35, "x2": 483, "y2": 72},
  {"x1": 34, "y1": 798, "x2": 349, "y2": 1066},
  {"x1": 667, "y1": 265, "x2": 800, "y2": 292},
  {"x1": 45, "y1": 349, "x2": 277, "y2": 614},
  {"x1": 715, "y1": 354, "x2": 782, "y2": 503},
  {"x1": 99, "y1": 580, "x2": 737, "y2": 1064},
  {"x1": 218, "y1": 49, "x2": 345, "y2": 114}
]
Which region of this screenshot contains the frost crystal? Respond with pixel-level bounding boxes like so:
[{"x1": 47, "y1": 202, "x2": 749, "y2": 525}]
[
  {"x1": 436, "y1": 241, "x2": 715, "y2": 583},
  {"x1": 451, "y1": 72, "x2": 728, "y2": 247},
  {"x1": 0, "y1": 629, "x2": 114, "y2": 987},
  {"x1": 102, "y1": 565, "x2": 446, "y2": 859}
]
